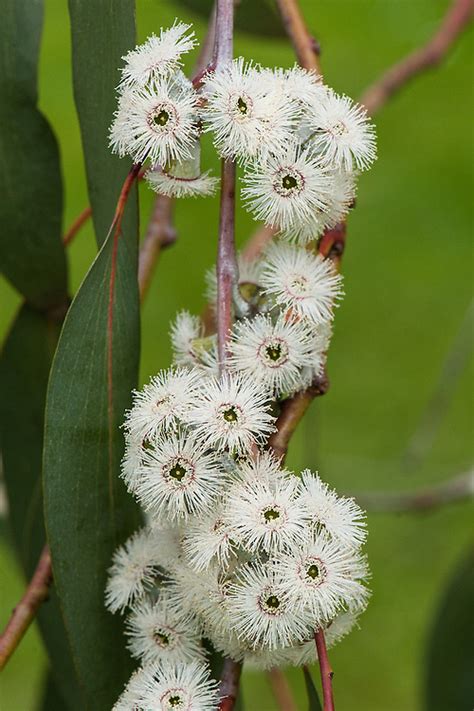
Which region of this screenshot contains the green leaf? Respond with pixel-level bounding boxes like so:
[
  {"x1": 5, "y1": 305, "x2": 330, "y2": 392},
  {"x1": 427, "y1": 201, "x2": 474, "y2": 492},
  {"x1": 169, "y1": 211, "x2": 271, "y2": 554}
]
[
  {"x1": 0, "y1": 0, "x2": 68, "y2": 308},
  {"x1": 68, "y1": 0, "x2": 138, "y2": 248},
  {"x1": 303, "y1": 666, "x2": 323, "y2": 711},
  {"x1": 424, "y1": 546, "x2": 474, "y2": 711},
  {"x1": 176, "y1": 0, "x2": 285, "y2": 37},
  {"x1": 0, "y1": 304, "x2": 83, "y2": 709},
  {"x1": 43, "y1": 209, "x2": 141, "y2": 708}
]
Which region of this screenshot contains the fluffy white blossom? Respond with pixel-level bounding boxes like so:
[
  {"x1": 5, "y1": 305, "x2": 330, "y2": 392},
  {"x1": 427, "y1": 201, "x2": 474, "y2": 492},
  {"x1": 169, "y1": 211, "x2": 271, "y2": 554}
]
[
  {"x1": 110, "y1": 73, "x2": 199, "y2": 166},
  {"x1": 185, "y1": 372, "x2": 276, "y2": 453},
  {"x1": 124, "y1": 368, "x2": 202, "y2": 441},
  {"x1": 146, "y1": 168, "x2": 218, "y2": 197},
  {"x1": 307, "y1": 89, "x2": 377, "y2": 170},
  {"x1": 225, "y1": 473, "x2": 308, "y2": 554},
  {"x1": 229, "y1": 313, "x2": 321, "y2": 396},
  {"x1": 136, "y1": 432, "x2": 223, "y2": 522},
  {"x1": 206, "y1": 252, "x2": 262, "y2": 309},
  {"x1": 182, "y1": 506, "x2": 234, "y2": 572},
  {"x1": 273, "y1": 533, "x2": 369, "y2": 622},
  {"x1": 203, "y1": 58, "x2": 297, "y2": 162},
  {"x1": 260, "y1": 242, "x2": 344, "y2": 324},
  {"x1": 227, "y1": 564, "x2": 312, "y2": 650},
  {"x1": 120, "y1": 22, "x2": 197, "y2": 88},
  {"x1": 105, "y1": 529, "x2": 163, "y2": 613},
  {"x1": 299, "y1": 470, "x2": 367, "y2": 548},
  {"x1": 242, "y1": 145, "x2": 335, "y2": 238},
  {"x1": 116, "y1": 661, "x2": 219, "y2": 711},
  {"x1": 125, "y1": 593, "x2": 204, "y2": 665}
]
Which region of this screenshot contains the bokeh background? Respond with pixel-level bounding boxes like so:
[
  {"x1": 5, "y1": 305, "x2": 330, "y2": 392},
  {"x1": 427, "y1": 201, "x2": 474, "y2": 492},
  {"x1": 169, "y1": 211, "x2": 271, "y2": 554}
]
[{"x1": 1, "y1": 0, "x2": 473, "y2": 709}]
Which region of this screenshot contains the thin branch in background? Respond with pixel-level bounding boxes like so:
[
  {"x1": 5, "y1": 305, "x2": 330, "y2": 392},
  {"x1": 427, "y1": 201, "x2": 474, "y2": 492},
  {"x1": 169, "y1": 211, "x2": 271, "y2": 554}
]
[
  {"x1": 360, "y1": 0, "x2": 474, "y2": 114},
  {"x1": 356, "y1": 469, "x2": 474, "y2": 513},
  {"x1": 63, "y1": 206, "x2": 92, "y2": 246},
  {"x1": 401, "y1": 298, "x2": 474, "y2": 470},
  {"x1": 267, "y1": 668, "x2": 298, "y2": 711},
  {"x1": 269, "y1": 371, "x2": 330, "y2": 462},
  {"x1": 215, "y1": 0, "x2": 237, "y2": 371},
  {"x1": 242, "y1": 224, "x2": 277, "y2": 261},
  {"x1": 0, "y1": 546, "x2": 52, "y2": 671},
  {"x1": 218, "y1": 658, "x2": 243, "y2": 711},
  {"x1": 275, "y1": 0, "x2": 321, "y2": 73},
  {"x1": 138, "y1": 195, "x2": 176, "y2": 302},
  {"x1": 314, "y1": 629, "x2": 335, "y2": 711}
]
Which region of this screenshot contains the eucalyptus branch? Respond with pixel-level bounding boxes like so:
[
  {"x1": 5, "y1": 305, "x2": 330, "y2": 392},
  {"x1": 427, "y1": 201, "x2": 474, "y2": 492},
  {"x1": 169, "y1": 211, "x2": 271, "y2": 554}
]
[
  {"x1": 138, "y1": 195, "x2": 176, "y2": 301},
  {"x1": 314, "y1": 629, "x2": 335, "y2": 711},
  {"x1": 275, "y1": 0, "x2": 321, "y2": 73},
  {"x1": 0, "y1": 546, "x2": 52, "y2": 671},
  {"x1": 215, "y1": 0, "x2": 237, "y2": 370},
  {"x1": 63, "y1": 206, "x2": 92, "y2": 246},
  {"x1": 218, "y1": 658, "x2": 243, "y2": 711},
  {"x1": 267, "y1": 668, "x2": 298, "y2": 711},
  {"x1": 360, "y1": 0, "x2": 474, "y2": 115},
  {"x1": 356, "y1": 470, "x2": 474, "y2": 513}
]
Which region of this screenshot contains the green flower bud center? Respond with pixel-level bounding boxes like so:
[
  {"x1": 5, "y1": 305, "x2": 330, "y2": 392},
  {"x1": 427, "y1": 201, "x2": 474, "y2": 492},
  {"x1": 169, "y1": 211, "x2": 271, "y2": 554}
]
[
  {"x1": 169, "y1": 461, "x2": 187, "y2": 481},
  {"x1": 237, "y1": 96, "x2": 248, "y2": 114},
  {"x1": 154, "y1": 629, "x2": 170, "y2": 647},
  {"x1": 266, "y1": 595, "x2": 280, "y2": 609},
  {"x1": 306, "y1": 564, "x2": 320, "y2": 579},
  {"x1": 168, "y1": 695, "x2": 182, "y2": 707},
  {"x1": 265, "y1": 343, "x2": 282, "y2": 362},
  {"x1": 263, "y1": 507, "x2": 281, "y2": 522},
  {"x1": 222, "y1": 405, "x2": 239, "y2": 423},
  {"x1": 282, "y1": 174, "x2": 298, "y2": 190},
  {"x1": 154, "y1": 109, "x2": 170, "y2": 126}
]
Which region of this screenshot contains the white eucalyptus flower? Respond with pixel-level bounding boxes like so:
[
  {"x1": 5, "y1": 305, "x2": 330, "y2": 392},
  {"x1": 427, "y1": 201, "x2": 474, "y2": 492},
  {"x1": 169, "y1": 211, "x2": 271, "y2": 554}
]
[
  {"x1": 227, "y1": 564, "x2": 312, "y2": 650},
  {"x1": 120, "y1": 22, "x2": 197, "y2": 88},
  {"x1": 138, "y1": 661, "x2": 219, "y2": 711},
  {"x1": 289, "y1": 169, "x2": 356, "y2": 242},
  {"x1": 125, "y1": 593, "x2": 204, "y2": 665},
  {"x1": 202, "y1": 58, "x2": 297, "y2": 162},
  {"x1": 124, "y1": 368, "x2": 202, "y2": 441},
  {"x1": 233, "y1": 450, "x2": 290, "y2": 487},
  {"x1": 242, "y1": 145, "x2": 335, "y2": 238},
  {"x1": 185, "y1": 372, "x2": 276, "y2": 453},
  {"x1": 105, "y1": 529, "x2": 163, "y2": 614},
  {"x1": 229, "y1": 313, "x2": 319, "y2": 396},
  {"x1": 225, "y1": 474, "x2": 308, "y2": 554},
  {"x1": 299, "y1": 470, "x2": 367, "y2": 548},
  {"x1": 146, "y1": 168, "x2": 218, "y2": 197},
  {"x1": 260, "y1": 242, "x2": 343, "y2": 324},
  {"x1": 110, "y1": 73, "x2": 199, "y2": 166},
  {"x1": 113, "y1": 666, "x2": 149, "y2": 710},
  {"x1": 307, "y1": 89, "x2": 377, "y2": 170},
  {"x1": 273, "y1": 532, "x2": 370, "y2": 623},
  {"x1": 136, "y1": 432, "x2": 223, "y2": 522},
  {"x1": 182, "y1": 506, "x2": 235, "y2": 572}
]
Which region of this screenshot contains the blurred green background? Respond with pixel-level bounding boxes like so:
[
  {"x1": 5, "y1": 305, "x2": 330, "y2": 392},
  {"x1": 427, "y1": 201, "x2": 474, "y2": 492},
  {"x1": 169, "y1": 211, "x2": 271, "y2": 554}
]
[{"x1": 1, "y1": 0, "x2": 473, "y2": 709}]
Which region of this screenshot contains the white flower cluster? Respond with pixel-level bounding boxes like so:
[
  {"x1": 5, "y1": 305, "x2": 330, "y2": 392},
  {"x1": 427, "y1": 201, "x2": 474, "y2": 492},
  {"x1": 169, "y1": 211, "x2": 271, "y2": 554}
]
[
  {"x1": 108, "y1": 250, "x2": 367, "y2": 708},
  {"x1": 110, "y1": 22, "x2": 376, "y2": 242},
  {"x1": 108, "y1": 19, "x2": 375, "y2": 710}
]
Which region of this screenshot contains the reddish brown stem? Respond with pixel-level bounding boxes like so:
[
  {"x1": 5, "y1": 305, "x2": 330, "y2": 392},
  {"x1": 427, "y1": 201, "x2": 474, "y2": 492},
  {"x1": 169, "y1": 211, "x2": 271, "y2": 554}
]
[
  {"x1": 315, "y1": 629, "x2": 335, "y2": 711},
  {"x1": 275, "y1": 0, "x2": 321, "y2": 73},
  {"x1": 216, "y1": 159, "x2": 237, "y2": 368},
  {"x1": 269, "y1": 371, "x2": 329, "y2": 462},
  {"x1": 0, "y1": 546, "x2": 52, "y2": 670},
  {"x1": 219, "y1": 658, "x2": 243, "y2": 711},
  {"x1": 138, "y1": 195, "x2": 176, "y2": 302},
  {"x1": 63, "y1": 206, "x2": 92, "y2": 246},
  {"x1": 267, "y1": 668, "x2": 298, "y2": 711},
  {"x1": 214, "y1": 0, "x2": 237, "y2": 373},
  {"x1": 360, "y1": 0, "x2": 474, "y2": 115}
]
